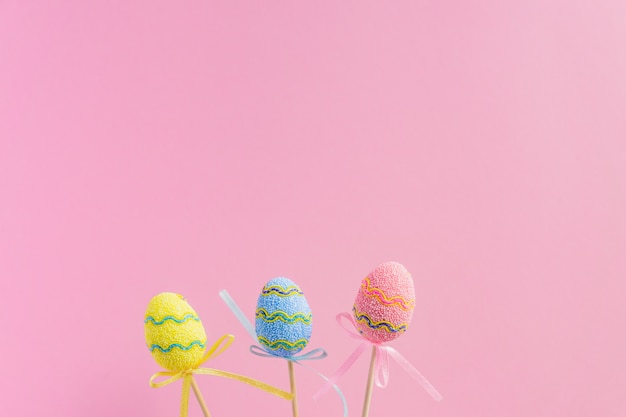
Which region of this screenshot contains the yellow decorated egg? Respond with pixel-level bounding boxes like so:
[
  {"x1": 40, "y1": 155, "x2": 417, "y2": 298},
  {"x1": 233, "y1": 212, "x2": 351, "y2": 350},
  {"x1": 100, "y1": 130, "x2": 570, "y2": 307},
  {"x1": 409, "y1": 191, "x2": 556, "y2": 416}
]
[{"x1": 144, "y1": 292, "x2": 207, "y2": 371}]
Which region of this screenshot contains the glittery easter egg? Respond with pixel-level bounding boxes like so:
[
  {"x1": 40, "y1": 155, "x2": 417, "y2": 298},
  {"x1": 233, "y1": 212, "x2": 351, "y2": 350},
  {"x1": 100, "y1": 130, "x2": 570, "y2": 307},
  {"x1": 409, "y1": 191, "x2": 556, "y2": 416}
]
[
  {"x1": 144, "y1": 292, "x2": 207, "y2": 371},
  {"x1": 255, "y1": 277, "x2": 313, "y2": 357},
  {"x1": 353, "y1": 262, "x2": 415, "y2": 344}
]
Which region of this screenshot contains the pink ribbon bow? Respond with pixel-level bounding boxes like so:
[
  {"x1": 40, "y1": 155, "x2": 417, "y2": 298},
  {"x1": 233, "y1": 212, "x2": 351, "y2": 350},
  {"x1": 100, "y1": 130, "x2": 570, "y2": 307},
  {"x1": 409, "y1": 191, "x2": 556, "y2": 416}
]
[{"x1": 314, "y1": 312, "x2": 443, "y2": 401}]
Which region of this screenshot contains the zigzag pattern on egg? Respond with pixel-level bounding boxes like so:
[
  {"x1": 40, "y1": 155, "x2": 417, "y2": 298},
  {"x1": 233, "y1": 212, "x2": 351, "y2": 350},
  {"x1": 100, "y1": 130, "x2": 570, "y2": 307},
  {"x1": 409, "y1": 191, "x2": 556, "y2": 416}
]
[
  {"x1": 255, "y1": 308, "x2": 312, "y2": 324},
  {"x1": 257, "y1": 336, "x2": 310, "y2": 351},
  {"x1": 144, "y1": 292, "x2": 208, "y2": 371},
  {"x1": 260, "y1": 285, "x2": 304, "y2": 297},
  {"x1": 255, "y1": 277, "x2": 313, "y2": 358},
  {"x1": 144, "y1": 314, "x2": 200, "y2": 325},
  {"x1": 352, "y1": 306, "x2": 408, "y2": 333},
  {"x1": 353, "y1": 262, "x2": 416, "y2": 343},
  {"x1": 360, "y1": 277, "x2": 415, "y2": 311},
  {"x1": 149, "y1": 340, "x2": 207, "y2": 353}
]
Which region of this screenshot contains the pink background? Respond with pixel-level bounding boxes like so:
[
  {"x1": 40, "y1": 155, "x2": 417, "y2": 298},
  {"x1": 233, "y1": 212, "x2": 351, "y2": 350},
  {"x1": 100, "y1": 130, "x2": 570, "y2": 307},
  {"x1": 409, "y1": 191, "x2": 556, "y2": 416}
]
[{"x1": 1, "y1": 1, "x2": 625, "y2": 416}]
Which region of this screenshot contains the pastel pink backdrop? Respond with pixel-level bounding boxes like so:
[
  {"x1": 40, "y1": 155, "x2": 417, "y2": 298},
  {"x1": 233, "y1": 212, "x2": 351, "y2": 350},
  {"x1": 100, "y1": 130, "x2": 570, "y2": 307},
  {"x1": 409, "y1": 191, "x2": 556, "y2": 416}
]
[{"x1": 1, "y1": 1, "x2": 625, "y2": 416}]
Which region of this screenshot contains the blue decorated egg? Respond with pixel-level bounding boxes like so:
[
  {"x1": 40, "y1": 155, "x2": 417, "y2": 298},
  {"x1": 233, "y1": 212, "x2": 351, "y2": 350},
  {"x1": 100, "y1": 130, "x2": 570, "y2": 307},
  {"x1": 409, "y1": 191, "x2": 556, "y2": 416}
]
[{"x1": 255, "y1": 277, "x2": 313, "y2": 357}]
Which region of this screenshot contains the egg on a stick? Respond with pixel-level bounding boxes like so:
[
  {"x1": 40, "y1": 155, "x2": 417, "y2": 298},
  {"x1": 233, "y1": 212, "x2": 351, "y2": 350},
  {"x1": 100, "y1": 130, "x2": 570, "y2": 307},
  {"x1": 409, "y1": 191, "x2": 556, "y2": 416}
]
[
  {"x1": 255, "y1": 277, "x2": 313, "y2": 417},
  {"x1": 144, "y1": 292, "x2": 211, "y2": 417}
]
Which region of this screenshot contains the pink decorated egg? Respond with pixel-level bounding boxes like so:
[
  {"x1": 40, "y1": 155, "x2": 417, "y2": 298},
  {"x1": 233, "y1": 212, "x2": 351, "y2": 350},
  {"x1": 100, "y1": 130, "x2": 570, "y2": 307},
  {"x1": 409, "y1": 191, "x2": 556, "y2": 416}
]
[{"x1": 353, "y1": 261, "x2": 415, "y2": 343}]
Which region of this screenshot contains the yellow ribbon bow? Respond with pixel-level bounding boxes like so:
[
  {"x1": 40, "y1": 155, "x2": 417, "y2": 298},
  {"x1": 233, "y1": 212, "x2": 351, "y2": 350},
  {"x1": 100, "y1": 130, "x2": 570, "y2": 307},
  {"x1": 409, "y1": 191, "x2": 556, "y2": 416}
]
[{"x1": 149, "y1": 334, "x2": 293, "y2": 417}]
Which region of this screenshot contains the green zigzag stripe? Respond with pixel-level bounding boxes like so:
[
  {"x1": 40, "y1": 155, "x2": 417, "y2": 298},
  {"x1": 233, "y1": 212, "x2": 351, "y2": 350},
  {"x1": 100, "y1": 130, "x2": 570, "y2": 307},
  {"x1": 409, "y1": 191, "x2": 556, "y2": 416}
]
[
  {"x1": 255, "y1": 308, "x2": 312, "y2": 324},
  {"x1": 257, "y1": 336, "x2": 308, "y2": 351},
  {"x1": 260, "y1": 286, "x2": 304, "y2": 297},
  {"x1": 144, "y1": 314, "x2": 199, "y2": 325},
  {"x1": 149, "y1": 340, "x2": 206, "y2": 353}
]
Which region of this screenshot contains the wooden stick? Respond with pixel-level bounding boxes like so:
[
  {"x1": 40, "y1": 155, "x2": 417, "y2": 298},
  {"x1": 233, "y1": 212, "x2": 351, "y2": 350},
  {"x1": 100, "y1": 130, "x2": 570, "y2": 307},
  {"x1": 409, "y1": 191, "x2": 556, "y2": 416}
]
[
  {"x1": 361, "y1": 346, "x2": 377, "y2": 417},
  {"x1": 288, "y1": 360, "x2": 299, "y2": 417},
  {"x1": 190, "y1": 376, "x2": 211, "y2": 417}
]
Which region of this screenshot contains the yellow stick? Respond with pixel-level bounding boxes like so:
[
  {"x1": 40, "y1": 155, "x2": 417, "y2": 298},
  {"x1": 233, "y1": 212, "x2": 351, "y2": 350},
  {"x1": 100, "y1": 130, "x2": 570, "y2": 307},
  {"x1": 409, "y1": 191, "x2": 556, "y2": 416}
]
[
  {"x1": 288, "y1": 361, "x2": 299, "y2": 417},
  {"x1": 190, "y1": 376, "x2": 211, "y2": 417},
  {"x1": 361, "y1": 346, "x2": 377, "y2": 417}
]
